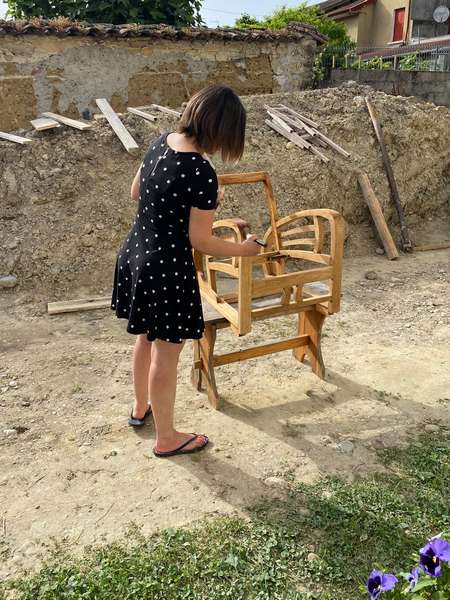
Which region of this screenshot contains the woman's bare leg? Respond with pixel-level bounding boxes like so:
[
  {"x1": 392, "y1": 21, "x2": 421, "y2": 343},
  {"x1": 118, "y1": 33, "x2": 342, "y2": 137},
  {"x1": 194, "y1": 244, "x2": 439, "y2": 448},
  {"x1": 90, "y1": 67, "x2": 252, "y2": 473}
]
[
  {"x1": 132, "y1": 335, "x2": 152, "y2": 418},
  {"x1": 149, "y1": 339, "x2": 207, "y2": 453}
]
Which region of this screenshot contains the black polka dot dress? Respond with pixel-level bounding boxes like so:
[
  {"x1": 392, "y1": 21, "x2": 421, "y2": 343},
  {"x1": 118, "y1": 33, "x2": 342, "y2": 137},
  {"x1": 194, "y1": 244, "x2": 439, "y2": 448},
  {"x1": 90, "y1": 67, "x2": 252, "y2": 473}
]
[{"x1": 111, "y1": 133, "x2": 218, "y2": 343}]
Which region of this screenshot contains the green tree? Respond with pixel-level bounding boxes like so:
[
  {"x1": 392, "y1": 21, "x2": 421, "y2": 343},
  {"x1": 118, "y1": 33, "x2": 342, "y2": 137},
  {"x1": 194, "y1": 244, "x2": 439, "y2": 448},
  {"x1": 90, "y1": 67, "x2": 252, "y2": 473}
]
[
  {"x1": 6, "y1": 0, "x2": 202, "y2": 26},
  {"x1": 235, "y1": 3, "x2": 351, "y2": 48}
]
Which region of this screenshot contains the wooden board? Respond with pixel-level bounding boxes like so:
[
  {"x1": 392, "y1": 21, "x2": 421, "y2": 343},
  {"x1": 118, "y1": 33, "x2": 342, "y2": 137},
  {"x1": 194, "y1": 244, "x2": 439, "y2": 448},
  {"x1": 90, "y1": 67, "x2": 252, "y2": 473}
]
[
  {"x1": 365, "y1": 98, "x2": 412, "y2": 251},
  {"x1": 267, "y1": 119, "x2": 330, "y2": 163},
  {"x1": 0, "y1": 131, "x2": 32, "y2": 144},
  {"x1": 357, "y1": 171, "x2": 399, "y2": 260},
  {"x1": 275, "y1": 104, "x2": 319, "y2": 128},
  {"x1": 41, "y1": 112, "x2": 92, "y2": 131},
  {"x1": 310, "y1": 128, "x2": 351, "y2": 158},
  {"x1": 415, "y1": 241, "x2": 450, "y2": 252},
  {"x1": 95, "y1": 98, "x2": 139, "y2": 154},
  {"x1": 127, "y1": 107, "x2": 157, "y2": 122},
  {"x1": 150, "y1": 104, "x2": 182, "y2": 118},
  {"x1": 30, "y1": 117, "x2": 60, "y2": 131},
  {"x1": 213, "y1": 335, "x2": 310, "y2": 366},
  {"x1": 48, "y1": 296, "x2": 110, "y2": 315}
]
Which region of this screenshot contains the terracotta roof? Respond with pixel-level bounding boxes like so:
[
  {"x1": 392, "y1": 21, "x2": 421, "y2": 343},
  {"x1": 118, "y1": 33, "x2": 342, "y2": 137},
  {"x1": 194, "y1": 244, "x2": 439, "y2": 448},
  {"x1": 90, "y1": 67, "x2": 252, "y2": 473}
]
[{"x1": 0, "y1": 19, "x2": 327, "y2": 44}]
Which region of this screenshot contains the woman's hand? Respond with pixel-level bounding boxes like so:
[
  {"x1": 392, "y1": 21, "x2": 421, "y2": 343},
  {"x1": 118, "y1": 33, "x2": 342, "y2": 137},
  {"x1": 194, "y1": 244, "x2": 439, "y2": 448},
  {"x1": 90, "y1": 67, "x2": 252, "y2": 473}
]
[{"x1": 240, "y1": 234, "x2": 261, "y2": 256}]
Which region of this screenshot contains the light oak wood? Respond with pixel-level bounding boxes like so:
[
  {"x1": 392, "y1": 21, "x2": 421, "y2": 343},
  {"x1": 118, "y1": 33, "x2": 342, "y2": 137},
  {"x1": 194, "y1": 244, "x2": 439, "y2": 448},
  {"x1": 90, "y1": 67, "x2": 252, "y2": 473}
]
[
  {"x1": 48, "y1": 296, "x2": 109, "y2": 315},
  {"x1": 41, "y1": 112, "x2": 91, "y2": 130},
  {"x1": 127, "y1": 107, "x2": 157, "y2": 122},
  {"x1": 252, "y1": 267, "x2": 333, "y2": 296},
  {"x1": 213, "y1": 335, "x2": 310, "y2": 366},
  {"x1": 96, "y1": 99, "x2": 139, "y2": 154},
  {"x1": 0, "y1": 131, "x2": 32, "y2": 144},
  {"x1": 357, "y1": 171, "x2": 399, "y2": 261},
  {"x1": 238, "y1": 257, "x2": 253, "y2": 335},
  {"x1": 30, "y1": 117, "x2": 60, "y2": 131},
  {"x1": 150, "y1": 104, "x2": 182, "y2": 118}
]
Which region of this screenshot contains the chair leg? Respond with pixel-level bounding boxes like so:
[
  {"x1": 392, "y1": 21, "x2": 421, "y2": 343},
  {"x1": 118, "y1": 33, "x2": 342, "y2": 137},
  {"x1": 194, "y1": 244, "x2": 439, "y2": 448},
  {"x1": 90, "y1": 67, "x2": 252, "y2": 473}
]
[
  {"x1": 294, "y1": 309, "x2": 326, "y2": 379},
  {"x1": 190, "y1": 340, "x2": 204, "y2": 392},
  {"x1": 199, "y1": 324, "x2": 221, "y2": 409}
]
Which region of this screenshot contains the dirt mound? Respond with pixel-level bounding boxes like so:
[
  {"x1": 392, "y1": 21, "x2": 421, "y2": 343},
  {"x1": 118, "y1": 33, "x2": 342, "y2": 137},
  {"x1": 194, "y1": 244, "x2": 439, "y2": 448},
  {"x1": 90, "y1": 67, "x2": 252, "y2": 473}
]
[{"x1": 1, "y1": 83, "x2": 449, "y2": 300}]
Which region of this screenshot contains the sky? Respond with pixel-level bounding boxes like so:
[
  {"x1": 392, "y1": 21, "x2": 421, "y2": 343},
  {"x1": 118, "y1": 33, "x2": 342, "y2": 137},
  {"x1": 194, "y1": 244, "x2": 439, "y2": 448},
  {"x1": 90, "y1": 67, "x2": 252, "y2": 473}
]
[{"x1": 0, "y1": 1, "x2": 318, "y2": 26}]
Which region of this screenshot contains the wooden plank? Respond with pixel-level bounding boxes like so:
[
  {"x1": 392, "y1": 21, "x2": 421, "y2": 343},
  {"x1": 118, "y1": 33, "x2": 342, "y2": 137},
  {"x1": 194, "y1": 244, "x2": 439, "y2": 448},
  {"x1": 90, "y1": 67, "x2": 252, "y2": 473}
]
[
  {"x1": 218, "y1": 171, "x2": 268, "y2": 185},
  {"x1": 415, "y1": 241, "x2": 450, "y2": 252},
  {"x1": 150, "y1": 104, "x2": 182, "y2": 118},
  {"x1": 251, "y1": 297, "x2": 331, "y2": 321},
  {"x1": 48, "y1": 296, "x2": 110, "y2": 315},
  {"x1": 0, "y1": 131, "x2": 32, "y2": 144},
  {"x1": 279, "y1": 250, "x2": 331, "y2": 265},
  {"x1": 95, "y1": 98, "x2": 139, "y2": 154},
  {"x1": 266, "y1": 119, "x2": 309, "y2": 149},
  {"x1": 357, "y1": 171, "x2": 399, "y2": 260},
  {"x1": 41, "y1": 111, "x2": 91, "y2": 131},
  {"x1": 127, "y1": 107, "x2": 157, "y2": 122},
  {"x1": 30, "y1": 117, "x2": 60, "y2": 131},
  {"x1": 252, "y1": 267, "x2": 333, "y2": 296},
  {"x1": 267, "y1": 119, "x2": 330, "y2": 163},
  {"x1": 275, "y1": 104, "x2": 319, "y2": 128},
  {"x1": 365, "y1": 98, "x2": 412, "y2": 251},
  {"x1": 309, "y1": 127, "x2": 351, "y2": 158},
  {"x1": 265, "y1": 108, "x2": 293, "y2": 132},
  {"x1": 269, "y1": 108, "x2": 317, "y2": 137},
  {"x1": 213, "y1": 335, "x2": 310, "y2": 367}
]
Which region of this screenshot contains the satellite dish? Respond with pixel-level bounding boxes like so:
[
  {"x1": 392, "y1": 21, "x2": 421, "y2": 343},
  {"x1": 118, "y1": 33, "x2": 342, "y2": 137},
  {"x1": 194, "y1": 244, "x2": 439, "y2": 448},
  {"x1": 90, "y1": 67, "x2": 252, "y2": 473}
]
[{"x1": 433, "y1": 5, "x2": 450, "y2": 23}]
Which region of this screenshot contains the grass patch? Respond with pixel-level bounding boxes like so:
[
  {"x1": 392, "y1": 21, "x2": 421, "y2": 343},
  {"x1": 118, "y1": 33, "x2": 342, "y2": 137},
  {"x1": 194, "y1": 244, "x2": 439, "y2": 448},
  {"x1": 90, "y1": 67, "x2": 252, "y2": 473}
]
[{"x1": 1, "y1": 432, "x2": 449, "y2": 599}]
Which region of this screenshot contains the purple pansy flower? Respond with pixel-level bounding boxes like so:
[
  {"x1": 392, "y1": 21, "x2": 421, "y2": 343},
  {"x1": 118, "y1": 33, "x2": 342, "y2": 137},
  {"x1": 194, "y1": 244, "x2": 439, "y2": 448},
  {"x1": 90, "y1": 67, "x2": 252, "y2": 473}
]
[
  {"x1": 367, "y1": 569, "x2": 398, "y2": 599},
  {"x1": 419, "y1": 537, "x2": 450, "y2": 577},
  {"x1": 407, "y1": 566, "x2": 421, "y2": 591}
]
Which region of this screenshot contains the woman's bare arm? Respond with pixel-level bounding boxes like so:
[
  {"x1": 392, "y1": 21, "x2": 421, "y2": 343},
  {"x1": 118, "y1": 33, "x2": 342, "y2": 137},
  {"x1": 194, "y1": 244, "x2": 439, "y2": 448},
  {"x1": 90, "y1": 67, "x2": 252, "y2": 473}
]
[
  {"x1": 189, "y1": 208, "x2": 260, "y2": 258},
  {"x1": 131, "y1": 167, "x2": 141, "y2": 201}
]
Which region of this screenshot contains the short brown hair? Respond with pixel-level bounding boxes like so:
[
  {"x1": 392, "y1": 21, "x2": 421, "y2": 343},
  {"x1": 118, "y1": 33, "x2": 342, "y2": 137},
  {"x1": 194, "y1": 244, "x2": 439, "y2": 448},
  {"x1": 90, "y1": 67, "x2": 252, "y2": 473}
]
[{"x1": 178, "y1": 85, "x2": 246, "y2": 162}]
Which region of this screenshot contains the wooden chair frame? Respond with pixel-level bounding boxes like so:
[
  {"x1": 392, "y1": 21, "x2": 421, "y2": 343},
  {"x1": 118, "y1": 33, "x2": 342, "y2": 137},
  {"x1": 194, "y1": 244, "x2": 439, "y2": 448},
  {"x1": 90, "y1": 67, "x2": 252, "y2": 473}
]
[
  {"x1": 194, "y1": 171, "x2": 344, "y2": 336},
  {"x1": 191, "y1": 171, "x2": 345, "y2": 409}
]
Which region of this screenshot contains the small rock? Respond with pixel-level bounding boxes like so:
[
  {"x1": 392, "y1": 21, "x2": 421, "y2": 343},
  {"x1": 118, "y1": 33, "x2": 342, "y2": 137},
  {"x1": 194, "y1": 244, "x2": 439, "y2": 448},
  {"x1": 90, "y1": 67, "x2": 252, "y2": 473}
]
[
  {"x1": 0, "y1": 275, "x2": 18, "y2": 289},
  {"x1": 307, "y1": 552, "x2": 320, "y2": 562},
  {"x1": 286, "y1": 142, "x2": 295, "y2": 150},
  {"x1": 21, "y1": 401, "x2": 30, "y2": 407},
  {"x1": 375, "y1": 247, "x2": 385, "y2": 255},
  {"x1": 424, "y1": 424, "x2": 439, "y2": 433},
  {"x1": 336, "y1": 440, "x2": 354, "y2": 454},
  {"x1": 9, "y1": 380, "x2": 18, "y2": 387},
  {"x1": 364, "y1": 271, "x2": 378, "y2": 281},
  {"x1": 3, "y1": 429, "x2": 18, "y2": 437},
  {"x1": 225, "y1": 453, "x2": 232, "y2": 459}
]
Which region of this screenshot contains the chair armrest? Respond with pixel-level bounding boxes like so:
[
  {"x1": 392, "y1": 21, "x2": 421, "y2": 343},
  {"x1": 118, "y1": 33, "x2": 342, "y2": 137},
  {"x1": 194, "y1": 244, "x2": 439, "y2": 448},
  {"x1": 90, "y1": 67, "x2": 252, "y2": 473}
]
[{"x1": 212, "y1": 218, "x2": 250, "y2": 243}]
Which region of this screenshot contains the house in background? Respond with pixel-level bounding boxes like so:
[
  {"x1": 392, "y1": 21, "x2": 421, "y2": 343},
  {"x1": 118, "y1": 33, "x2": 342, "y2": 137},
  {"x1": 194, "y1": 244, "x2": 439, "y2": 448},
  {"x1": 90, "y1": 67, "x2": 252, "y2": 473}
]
[{"x1": 318, "y1": 0, "x2": 450, "y2": 49}]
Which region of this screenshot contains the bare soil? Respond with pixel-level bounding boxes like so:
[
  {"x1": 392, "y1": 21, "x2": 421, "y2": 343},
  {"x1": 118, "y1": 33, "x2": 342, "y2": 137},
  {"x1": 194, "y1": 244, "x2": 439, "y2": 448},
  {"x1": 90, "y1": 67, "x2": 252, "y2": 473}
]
[{"x1": 1, "y1": 249, "x2": 449, "y2": 578}]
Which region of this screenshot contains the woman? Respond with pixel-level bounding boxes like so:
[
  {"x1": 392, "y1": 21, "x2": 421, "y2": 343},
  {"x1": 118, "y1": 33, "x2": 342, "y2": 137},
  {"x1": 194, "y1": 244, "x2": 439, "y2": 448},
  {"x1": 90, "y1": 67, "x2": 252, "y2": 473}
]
[{"x1": 111, "y1": 85, "x2": 260, "y2": 457}]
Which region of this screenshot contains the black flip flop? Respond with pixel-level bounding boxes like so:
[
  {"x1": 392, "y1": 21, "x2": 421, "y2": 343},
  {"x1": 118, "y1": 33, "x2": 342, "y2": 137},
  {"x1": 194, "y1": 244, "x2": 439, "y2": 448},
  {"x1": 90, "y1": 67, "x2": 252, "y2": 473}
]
[
  {"x1": 128, "y1": 405, "x2": 153, "y2": 427},
  {"x1": 153, "y1": 434, "x2": 209, "y2": 458}
]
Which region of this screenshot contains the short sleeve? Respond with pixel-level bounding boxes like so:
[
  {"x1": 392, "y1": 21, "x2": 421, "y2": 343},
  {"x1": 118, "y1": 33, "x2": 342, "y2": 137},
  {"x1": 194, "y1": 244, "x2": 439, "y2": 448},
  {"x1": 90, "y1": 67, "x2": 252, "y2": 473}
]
[{"x1": 189, "y1": 159, "x2": 219, "y2": 210}]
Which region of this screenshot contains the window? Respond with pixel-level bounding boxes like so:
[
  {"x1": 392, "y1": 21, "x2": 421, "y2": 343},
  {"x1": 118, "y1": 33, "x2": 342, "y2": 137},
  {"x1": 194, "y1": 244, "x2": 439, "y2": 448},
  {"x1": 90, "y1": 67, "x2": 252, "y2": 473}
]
[{"x1": 393, "y1": 8, "x2": 406, "y2": 42}]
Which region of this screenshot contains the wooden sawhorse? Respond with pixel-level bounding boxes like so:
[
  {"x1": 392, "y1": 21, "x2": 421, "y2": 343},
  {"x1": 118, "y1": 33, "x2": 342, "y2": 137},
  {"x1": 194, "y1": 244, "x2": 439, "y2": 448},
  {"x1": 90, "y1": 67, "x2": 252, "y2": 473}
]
[{"x1": 191, "y1": 297, "x2": 327, "y2": 410}]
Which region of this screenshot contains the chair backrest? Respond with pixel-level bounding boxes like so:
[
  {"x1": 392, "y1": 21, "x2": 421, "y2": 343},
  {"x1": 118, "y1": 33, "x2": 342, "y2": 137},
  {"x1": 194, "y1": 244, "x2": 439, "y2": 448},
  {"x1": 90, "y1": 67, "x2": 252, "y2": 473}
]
[{"x1": 218, "y1": 171, "x2": 281, "y2": 250}]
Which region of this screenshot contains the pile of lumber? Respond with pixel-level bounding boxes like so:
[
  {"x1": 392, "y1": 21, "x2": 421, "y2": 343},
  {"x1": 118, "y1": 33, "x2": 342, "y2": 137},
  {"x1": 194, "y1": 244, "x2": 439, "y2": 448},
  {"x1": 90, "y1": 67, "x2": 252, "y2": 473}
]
[{"x1": 265, "y1": 104, "x2": 350, "y2": 163}]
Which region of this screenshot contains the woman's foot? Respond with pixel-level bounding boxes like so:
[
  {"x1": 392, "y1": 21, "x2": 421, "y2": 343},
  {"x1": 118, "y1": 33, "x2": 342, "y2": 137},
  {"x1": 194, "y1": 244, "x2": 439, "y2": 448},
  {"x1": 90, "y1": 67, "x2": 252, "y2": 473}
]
[
  {"x1": 128, "y1": 403, "x2": 152, "y2": 427},
  {"x1": 154, "y1": 431, "x2": 209, "y2": 457}
]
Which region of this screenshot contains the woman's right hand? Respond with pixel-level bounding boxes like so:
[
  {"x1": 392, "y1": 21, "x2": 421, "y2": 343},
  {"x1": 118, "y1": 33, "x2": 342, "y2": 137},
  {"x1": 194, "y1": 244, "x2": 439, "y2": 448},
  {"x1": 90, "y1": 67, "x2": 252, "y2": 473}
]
[{"x1": 240, "y1": 234, "x2": 261, "y2": 256}]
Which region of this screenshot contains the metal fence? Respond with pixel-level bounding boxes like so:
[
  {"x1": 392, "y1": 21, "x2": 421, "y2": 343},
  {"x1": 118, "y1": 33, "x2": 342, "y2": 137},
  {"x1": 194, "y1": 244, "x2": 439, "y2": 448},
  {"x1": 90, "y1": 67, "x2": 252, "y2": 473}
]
[{"x1": 320, "y1": 46, "x2": 450, "y2": 74}]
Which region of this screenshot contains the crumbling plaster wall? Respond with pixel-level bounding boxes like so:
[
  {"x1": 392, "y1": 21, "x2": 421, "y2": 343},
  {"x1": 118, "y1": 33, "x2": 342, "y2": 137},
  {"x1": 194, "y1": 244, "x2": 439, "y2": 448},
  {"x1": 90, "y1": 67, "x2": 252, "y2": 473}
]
[{"x1": 0, "y1": 35, "x2": 318, "y2": 130}]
